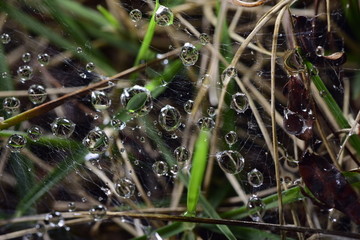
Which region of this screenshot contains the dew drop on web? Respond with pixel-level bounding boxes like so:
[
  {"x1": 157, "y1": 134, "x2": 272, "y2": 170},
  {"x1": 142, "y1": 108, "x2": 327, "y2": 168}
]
[
  {"x1": 152, "y1": 161, "x2": 169, "y2": 176},
  {"x1": 91, "y1": 90, "x2": 111, "y2": 111},
  {"x1": 174, "y1": 146, "x2": 190, "y2": 164},
  {"x1": 89, "y1": 205, "x2": 107, "y2": 222},
  {"x1": 197, "y1": 117, "x2": 215, "y2": 131},
  {"x1": 115, "y1": 177, "x2": 136, "y2": 199},
  {"x1": 216, "y1": 150, "x2": 244, "y2": 174},
  {"x1": 27, "y1": 126, "x2": 42, "y2": 142},
  {"x1": 184, "y1": 100, "x2": 194, "y2": 114},
  {"x1": 247, "y1": 195, "x2": 265, "y2": 222},
  {"x1": 247, "y1": 168, "x2": 264, "y2": 187},
  {"x1": 22, "y1": 52, "x2": 31, "y2": 63},
  {"x1": 17, "y1": 65, "x2": 33, "y2": 82},
  {"x1": 225, "y1": 131, "x2": 238, "y2": 147},
  {"x1": 7, "y1": 134, "x2": 27, "y2": 153},
  {"x1": 199, "y1": 33, "x2": 210, "y2": 45},
  {"x1": 158, "y1": 105, "x2": 181, "y2": 131},
  {"x1": 155, "y1": 5, "x2": 174, "y2": 26},
  {"x1": 129, "y1": 9, "x2": 142, "y2": 23},
  {"x1": 230, "y1": 92, "x2": 249, "y2": 113},
  {"x1": 50, "y1": 117, "x2": 76, "y2": 138},
  {"x1": 3, "y1": 97, "x2": 20, "y2": 114},
  {"x1": 120, "y1": 85, "x2": 153, "y2": 117},
  {"x1": 44, "y1": 211, "x2": 65, "y2": 227},
  {"x1": 37, "y1": 53, "x2": 50, "y2": 66},
  {"x1": 28, "y1": 84, "x2": 47, "y2": 105},
  {"x1": 1, "y1": 33, "x2": 11, "y2": 44},
  {"x1": 82, "y1": 128, "x2": 109, "y2": 154},
  {"x1": 179, "y1": 42, "x2": 199, "y2": 66}
]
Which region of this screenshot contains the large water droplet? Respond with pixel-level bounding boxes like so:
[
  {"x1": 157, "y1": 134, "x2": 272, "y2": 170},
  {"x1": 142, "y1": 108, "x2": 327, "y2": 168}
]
[
  {"x1": 44, "y1": 211, "x2": 65, "y2": 227},
  {"x1": 17, "y1": 65, "x2": 33, "y2": 82},
  {"x1": 27, "y1": 126, "x2": 42, "y2": 142},
  {"x1": 247, "y1": 195, "x2": 265, "y2": 222},
  {"x1": 1, "y1": 33, "x2": 11, "y2": 44},
  {"x1": 216, "y1": 150, "x2": 244, "y2": 174},
  {"x1": 174, "y1": 146, "x2": 190, "y2": 164},
  {"x1": 7, "y1": 134, "x2": 27, "y2": 152},
  {"x1": 230, "y1": 93, "x2": 248, "y2": 113},
  {"x1": 247, "y1": 168, "x2": 263, "y2": 187},
  {"x1": 199, "y1": 33, "x2": 210, "y2": 45},
  {"x1": 121, "y1": 85, "x2": 153, "y2": 117},
  {"x1": 115, "y1": 177, "x2": 135, "y2": 198},
  {"x1": 37, "y1": 53, "x2": 50, "y2": 66},
  {"x1": 89, "y1": 205, "x2": 107, "y2": 222},
  {"x1": 179, "y1": 43, "x2": 199, "y2": 66},
  {"x1": 152, "y1": 161, "x2": 169, "y2": 176},
  {"x1": 83, "y1": 129, "x2": 109, "y2": 154},
  {"x1": 225, "y1": 131, "x2": 238, "y2": 146},
  {"x1": 91, "y1": 90, "x2": 111, "y2": 110},
  {"x1": 184, "y1": 100, "x2": 194, "y2": 114},
  {"x1": 207, "y1": 106, "x2": 216, "y2": 117},
  {"x1": 283, "y1": 109, "x2": 303, "y2": 135},
  {"x1": 28, "y1": 84, "x2": 47, "y2": 105},
  {"x1": 3, "y1": 97, "x2": 20, "y2": 114},
  {"x1": 22, "y1": 52, "x2": 31, "y2": 63},
  {"x1": 51, "y1": 117, "x2": 76, "y2": 138},
  {"x1": 129, "y1": 9, "x2": 142, "y2": 22},
  {"x1": 158, "y1": 105, "x2": 181, "y2": 131},
  {"x1": 197, "y1": 117, "x2": 215, "y2": 131},
  {"x1": 155, "y1": 5, "x2": 174, "y2": 26}
]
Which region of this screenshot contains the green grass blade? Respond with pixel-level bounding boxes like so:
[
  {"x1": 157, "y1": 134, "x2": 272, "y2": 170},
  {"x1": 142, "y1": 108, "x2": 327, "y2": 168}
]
[
  {"x1": 97, "y1": 5, "x2": 121, "y2": 30},
  {"x1": 15, "y1": 143, "x2": 87, "y2": 217},
  {"x1": 186, "y1": 130, "x2": 210, "y2": 216},
  {"x1": 134, "y1": 0, "x2": 159, "y2": 66}
]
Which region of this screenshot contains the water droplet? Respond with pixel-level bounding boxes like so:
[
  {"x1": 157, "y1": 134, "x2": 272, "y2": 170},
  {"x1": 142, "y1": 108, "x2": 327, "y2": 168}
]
[
  {"x1": 197, "y1": 117, "x2": 215, "y2": 131},
  {"x1": 27, "y1": 126, "x2": 42, "y2": 141},
  {"x1": 129, "y1": 9, "x2": 142, "y2": 22},
  {"x1": 170, "y1": 164, "x2": 179, "y2": 175},
  {"x1": 319, "y1": 90, "x2": 327, "y2": 97},
  {"x1": 86, "y1": 62, "x2": 95, "y2": 72},
  {"x1": 121, "y1": 85, "x2": 153, "y2": 117},
  {"x1": 44, "y1": 211, "x2": 65, "y2": 227},
  {"x1": 51, "y1": 117, "x2": 76, "y2": 138},
  {"x1": 7, "y1": 134, "x2": 27, "y2": 152},
  {"x1": 247, "y1": 195, "x2": 265, "y2": 222},
  {"x1": 207, "y1": 106, "x2": 216, "y2": 117},
  {"x1": 91, "y1": 90, "x2": 111, "y2": 110},
  {"x1": 216, "y1": 150, "x2": 244, "y2": 174},
  {"x1": 79, "y1": 72, "x2": 87, "y2": 79},
  {"x1": 174, "y1": 146, "x2": 190, "y2": 164},
  {"x1": 158, "y1": 105, "x2": 181, "y2": 131},
  {"x1": 83, "y1": 129, "x2": 109, "y2": 154},
  {"x1": 68, "y1": 202, "x2": 76, "y2": 212},
  {"x1": 76, "y1": 47, "x2": 83, "y2": 53},
  {"x1": 184, "y1": 100, "x2": 194, "y2": 114},
  {"x1": 1, "y1": 33, "x2": 11, "y2": 44},
  {"x1": 225, "y1": 131, "x2": 238, "y2": 146},
  {"x1": 22, "y1": 52, "x2": 31, "y2": 63},
  {"x1": 111, "y1": 118, "x2": 126, "y2": 130},
  {"x1": 17, "y1": 65, "x2": 33, "y2": 82},
  {"x1": 199, "y1": 33, "x2": 210, "y2": 45},
  {"x1": 89, "y1": 205, "x2": 107, "y2": 222},
  {"x1": 2, "y1": 72, "x2": 8, "y2": 78},
  {"x1": 28, "y1": 84, "x2": 47, "y2": 105},
  {"x1": 221, "y1": 67, "x2": 237, "y2": 84},
  {"x1": 152, "y1": 161, "x2": 169, "y2": 176},
  {"x1": 35, "y1": 223, "x2": 46, "y2": 237},
  {"x1": 37, "y1": 53, "x2": 50, "y2": 66},
  {"x1": 247, "y1": 168, "x2": 263, "y2": 187},
  {"x1": 115, "y1": 177, "x2": 135, "y2": 198},
  {"x1": 155, "y1": 5, "x2": 174, "y2": 26},
  {"x1": 179, "y1": 43, "x2": 199, "y2": 66},
  {"x1": 3, "y1": 97, "x2": 20, "y2": 114},
  {"x1": 315, "y1": 46, "x2": 324, "y2": 57},
  {"x1": 230, "y1": 92, "x2": 248, "y2": 113}
]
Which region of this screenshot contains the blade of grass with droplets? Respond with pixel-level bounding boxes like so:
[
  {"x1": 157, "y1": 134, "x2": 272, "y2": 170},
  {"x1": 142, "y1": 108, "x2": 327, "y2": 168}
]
[
  {"x1": 303, "y1": 59, "x2": 360, "y2": 156},
  {"x1": 133, "y1": 0, "x2": 159, "y2": 66},
  {"x1": 15, "y1": 143, "x2": 87, "y2": 217}
]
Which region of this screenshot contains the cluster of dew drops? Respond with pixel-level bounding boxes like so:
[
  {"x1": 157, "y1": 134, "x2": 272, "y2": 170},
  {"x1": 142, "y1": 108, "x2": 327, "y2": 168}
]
[{"x1": 1, "y1": 5, "x2": 269, "y2": 230}]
